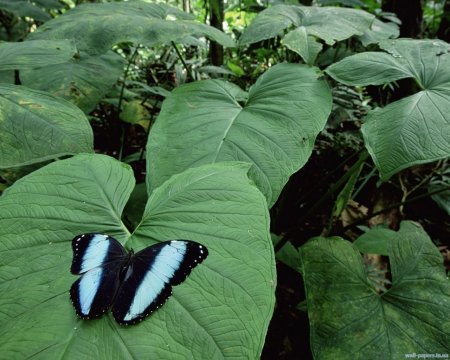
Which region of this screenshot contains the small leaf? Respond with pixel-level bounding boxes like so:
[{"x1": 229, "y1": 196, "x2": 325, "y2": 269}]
[
  {"x1": 428, "y1": 167, "x2": 450, "y2": 216},
  {"x1": 276, "y1": 241, "x2": 302, "y2": 273},
  {"x1": 353, "y1": 227, "x2": 396, "y2": 255},
  {"x1": 283, "y1": 27, "x2": 323, "y2": 65},
  {"x1": 120, "y1": 100, "x2": 150, "y2": 130},
  {"x1": 0, "y1": 0, "x2": 51, "y2": 22},
  {"x1": 0, "y1": 84, "x2": 93, "y2": 168},
  {"x1": 359, "y1": 18, "x2": 399, "y2": 46},
  {"x1": 300, "y1": 221, "x2": 450, "y2": 358},
  {"x1": 226, "y1": 61, "x2": 245, "y2": 76},
  {"x1": 332, "y1": 155, "x2": 365, "y2": 219}
]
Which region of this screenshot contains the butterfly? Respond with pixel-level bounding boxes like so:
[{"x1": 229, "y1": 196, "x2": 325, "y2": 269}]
[{"x1": 70, "y1": 233, "x2": 208, "y2": 325}]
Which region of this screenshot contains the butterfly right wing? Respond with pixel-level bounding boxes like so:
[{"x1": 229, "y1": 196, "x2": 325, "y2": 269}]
[
  {"x1": 112, "y1": 240, "x2": 208, "y2": 325},
  {"x1": 70, "y1": 234, "x2": 128, "y2": 319}
]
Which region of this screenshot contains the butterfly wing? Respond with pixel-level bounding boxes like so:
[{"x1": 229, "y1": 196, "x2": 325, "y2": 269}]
[
  {"x1": 70, "y1": 234, "x2": 128, "y2": 319},
  {"x1": 71, "y1": 233, "x2": 127, "y2": 274},
  {"x1": 112, "y1": 240, "x2": 208, "y2": 325}
]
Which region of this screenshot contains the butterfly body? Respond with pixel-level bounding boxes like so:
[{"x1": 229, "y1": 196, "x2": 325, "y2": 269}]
[{"x1": 70, "y1": 234, "x2": 208, "y2": 325}]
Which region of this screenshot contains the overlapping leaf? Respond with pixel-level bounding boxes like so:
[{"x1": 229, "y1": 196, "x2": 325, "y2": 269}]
[
  {"x1": 0, "y1": 40, "x2": 77, "y2": 71},
  {"x1": 0, "y1": 85, "x2": 93, "y2": 168},
  {"x1": 300, "y1": 221, "x2": 450, "y2": 359},
  {"x1": 0, "y1": 154, "x2": 275, "y2": 359},
  {"x1": 326, "y1": 39, "x2": 450, "y2": 179},
  {"x1": 358, "y1": 18, "x2": 399, "y2": 46},
  {"x1": 240, "y1": 5, "x2": 373, "y2": 64},
  {"x1": 146, "y1": 63, "x2": 332, "y2": 207},
  {"x1": 21, "y1": 51, "x2": 125, "y2": 113},
  {"x1": 29, "y1": 1, "x2": 234, "y2": 55},
  {"x1": 0, "y1": 0, "x2": 50, "y2": 22}
]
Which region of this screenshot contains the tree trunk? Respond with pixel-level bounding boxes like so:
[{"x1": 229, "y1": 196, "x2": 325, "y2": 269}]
[
  {"x1": 182, "y1": 0, "x2": 191, "y2": 14},
  {"x1": 436, "y1": 0, "x2": 450, "y2": 42},
  {"x1": 382, "y1": 0, "x2": 423, "y2": 38},
  {"x1": 209, "y1": 0, "x2": 224, "y2": 66}
]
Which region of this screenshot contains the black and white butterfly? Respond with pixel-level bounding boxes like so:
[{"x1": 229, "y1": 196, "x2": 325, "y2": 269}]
[{"x1": 70, "y1": 233, "x2": 208, "y2": 325}]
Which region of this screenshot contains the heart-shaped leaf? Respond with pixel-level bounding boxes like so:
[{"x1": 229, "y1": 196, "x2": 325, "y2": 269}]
[
  {"x1": 0, "y1": 84, "x2": 93, "y2": 168},
  {"x1": 29, "y1": 1, "x2": 234, "y2": 55},
  {"x1": 239, "y1": 5, "x2": 374, "y2": 48},
  {"x1": 0, "y1": 154, "x2": 275, "y2": 359},
  {"x1": 21, "y1": 51, "x2": 125, "y2": 113},
  {"x1": 0, "y1": 40, "x2": 77, "y2": 71},
  {"x1": 300, "y1": 221, "x2": 450, "y2": 358},
  {"x1": 326, "y1": 39, "x2": 450, "y2": 180},
  {"x1": 146, "y1": 63, "x2": 332, "y2": 207}
]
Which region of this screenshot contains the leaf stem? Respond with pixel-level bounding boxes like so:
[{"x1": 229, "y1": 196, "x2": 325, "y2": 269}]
[
  {"x1": 274, "y1": 150, "x2": 370, "y2": 253},
  {"x1": 341, "y1": 184, "x2": 450, "y2": 232},
  {"x1": 118, "y1": 47, "x2": 140, "y2": 161},
  {"x1": 171, "y1": 41, "x2": 194, "y2": 81}
]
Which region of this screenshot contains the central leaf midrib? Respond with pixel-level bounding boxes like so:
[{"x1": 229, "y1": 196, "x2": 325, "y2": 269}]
[{"x1": 211, "y1": 102, "x2": 242, "y2": 164}]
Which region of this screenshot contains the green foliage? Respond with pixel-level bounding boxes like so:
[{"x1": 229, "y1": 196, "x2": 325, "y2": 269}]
[
  {"x1": 300, "y1": 221, "x2": 450, "y2": 359},
  {"x1": 239, "y1": 5, "x2": 375, "y2": 64},
  {"x1": 353, "y1": 227, "x2": 396, "y2": 255},
  {"x1": 326, "y1": 39, "x2": 450, "y2": 180},
  {"x1": 0, "y1": 155, "x2": 275, "y2": 358},
  {"x1": 429, "y1": 165, "x2": 450, "y2": 215},
  {"x1": 0, "y1": 0, "x2": 51, "y2": 22},
  {"x1": 146, "y1": 63, "x2": 332, "y2": 206},
  {"x1": 21, "y1": 51, "x2": 125, "y2": 113},
  {"x1": 0, "y1": 84, "x2": 93, "y2": 168},
  {"x1": 0, "y1": 0, "x2": 449, "y2": 358},
  {"x1": 0, "y1": 40, "x2": 77, "y2": 70},
  {"x1": 359, "y1": 17, "x2": 400, "y2": 46},
  {"x1": 29, "y1": 2, "x2": 235, "y2": 55}
]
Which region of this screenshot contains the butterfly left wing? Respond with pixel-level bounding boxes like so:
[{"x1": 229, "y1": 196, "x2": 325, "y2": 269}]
[
  {"x1": 70, "y1": 234, "x2": 128, "y2": 319},
  {"x1": 71, "y1": 233, "x2": 127, "y2": 274},
  {"x1": 112, "y1": 240, "x2": 208, "y2": 325}
]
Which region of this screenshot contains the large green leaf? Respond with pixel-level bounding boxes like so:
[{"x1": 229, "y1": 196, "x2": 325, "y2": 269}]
[
  {"x1": 300, "y1": 221, "x2": 450, "y2": 359},
  {"x1": 146, "y1": 63, "x2": 332, "y2": 207},
  {"x1": 21, "y1": 51, "x2": 125, "y2": 113},
  {"x1": 0, "y1": 0, "x2": 50, "y2": 22},
  {"x1": 326, "y1": 39, "x2": 450, "y2": 180},
  {"x1": 0, "y1": 154, "x2": 275, "y2": 359},
  {"x1": 240, "y1": 5, "x2": 374, "y2": 58},
  {"x1": 0, "y1": 85, "x2": 93, "y2": 168},
  {"x1": 0, "y1": 40, "x2": 77, "y2": 71},
  {"x1": 29, "y1": 1, "x2": 234, "y2": 55}
]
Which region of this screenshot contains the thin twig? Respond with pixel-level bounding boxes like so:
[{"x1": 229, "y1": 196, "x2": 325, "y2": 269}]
[
  {"x1": 118, "y1": 47, "x2": 140, "y2": 161},
  {"x1": 341, "y1": 185, "x2": 450, "y2": 233},
  {"x1": 171, "y1": 41, "x2": 194, "y2": 81}
]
